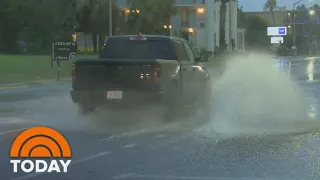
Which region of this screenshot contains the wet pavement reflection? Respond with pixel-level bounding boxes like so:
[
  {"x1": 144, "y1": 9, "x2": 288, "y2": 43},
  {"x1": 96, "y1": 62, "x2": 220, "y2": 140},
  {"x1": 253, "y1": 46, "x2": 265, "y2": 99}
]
[
  {"x1": 1, "y1": 56, "x2": 320, "y2": 180},
  {"x1": 281, "y1": 57, "x2": 320, "y2": 120}
]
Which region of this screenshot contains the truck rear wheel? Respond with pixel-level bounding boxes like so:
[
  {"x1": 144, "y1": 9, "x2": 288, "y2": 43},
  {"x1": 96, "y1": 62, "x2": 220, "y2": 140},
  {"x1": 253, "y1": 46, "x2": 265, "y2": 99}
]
[
  {"x1": 161, "y1": 91, "x2": 182, "y2": 123},
  {"x1": 77, "y1": 103, "x2": 95, "y2": 115},
  {"x1": 200, "y1": 82, "x2": 212, "y2": 122}
]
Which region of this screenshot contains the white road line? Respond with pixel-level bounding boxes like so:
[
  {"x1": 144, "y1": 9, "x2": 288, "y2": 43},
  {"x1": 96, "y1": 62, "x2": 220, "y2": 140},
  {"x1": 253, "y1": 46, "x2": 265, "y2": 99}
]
[
  {"x1": 34, "y1": 93, "x2": 69, "y2": 95},
  {"x1": 0, "y1": 118, "x2": 31, "y2": 124},
  {"x1": 121, "y1": 143, "x2": 137, "y2": 148},
  {"x1": 95, "y1": 129, "x2": 148, "y2": 142},
  {"x1": 155, "y1": 134, "x2": 166, "y2": 138},
  {"x1": 71, "y1": 151, "x2": 111, "y2": 164},
  {"x1": 12, "y1": 151, "x2": 111, "y2": 180},
  {"x1": 113, "y1": 173, "x2": 291, "y2": 180},
  {"x1": 0, "y1": 128, "x2": 28, "y2": 135}
]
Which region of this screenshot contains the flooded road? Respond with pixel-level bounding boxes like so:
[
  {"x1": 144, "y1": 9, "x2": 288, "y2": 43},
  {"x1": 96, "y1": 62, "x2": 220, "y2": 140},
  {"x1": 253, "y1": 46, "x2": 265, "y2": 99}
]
[{"x1": 1, "y1": 56, "x2": 320, "y2": 180}]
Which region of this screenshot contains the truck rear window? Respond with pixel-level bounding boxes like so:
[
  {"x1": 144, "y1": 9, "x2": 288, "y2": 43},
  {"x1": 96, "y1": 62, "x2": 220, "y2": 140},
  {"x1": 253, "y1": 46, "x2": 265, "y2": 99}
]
[{"x1": 100, "y1": 38, "x2": 177, "y2": 60}]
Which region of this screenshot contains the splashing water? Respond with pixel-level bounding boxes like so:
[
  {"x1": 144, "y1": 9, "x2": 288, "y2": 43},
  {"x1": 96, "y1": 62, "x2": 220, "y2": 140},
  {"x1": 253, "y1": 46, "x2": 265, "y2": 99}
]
[{"x1": 199, "y1": 53, "x2": 320, "y2": 137}]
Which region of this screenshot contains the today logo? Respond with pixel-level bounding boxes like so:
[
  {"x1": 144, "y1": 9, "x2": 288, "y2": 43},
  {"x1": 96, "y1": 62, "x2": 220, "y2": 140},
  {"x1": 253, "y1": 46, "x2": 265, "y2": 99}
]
[{"x1": 10, "y1": 126, "x2": 72, "y2": 173}]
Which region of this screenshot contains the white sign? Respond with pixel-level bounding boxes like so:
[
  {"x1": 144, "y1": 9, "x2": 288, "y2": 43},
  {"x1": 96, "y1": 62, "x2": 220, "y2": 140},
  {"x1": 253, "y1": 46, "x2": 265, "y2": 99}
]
[
  {"x1": 271, "y1": 37, "x2": 284, "y2": 44},
  {"x1": 267, "y1": 27, "x2": 287, "y2": 36}
]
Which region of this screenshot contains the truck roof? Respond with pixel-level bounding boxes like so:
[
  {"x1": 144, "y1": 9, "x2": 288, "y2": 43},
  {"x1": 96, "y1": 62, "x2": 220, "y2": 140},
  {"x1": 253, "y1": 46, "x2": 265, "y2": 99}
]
[{"x1": 108, "y1": 35, "x2": 188, "y2": 43}]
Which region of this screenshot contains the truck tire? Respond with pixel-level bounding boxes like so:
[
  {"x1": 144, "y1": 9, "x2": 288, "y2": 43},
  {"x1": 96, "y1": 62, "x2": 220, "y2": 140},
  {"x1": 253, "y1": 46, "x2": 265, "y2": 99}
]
[
  {"x1": 77, "y1": 103, "x2": 95, "y2": 115},
  {"x1": 200, "y1": 81, "x2": 212, "y2": 122},
  {"x1": 161, "y1": 83, "x2": 182, "y2": 122}
]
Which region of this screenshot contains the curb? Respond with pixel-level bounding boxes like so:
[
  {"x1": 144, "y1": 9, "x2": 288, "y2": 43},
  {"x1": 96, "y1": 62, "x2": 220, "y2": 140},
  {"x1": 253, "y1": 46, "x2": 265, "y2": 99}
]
[{"x1": 0, "y1": 78, "x2": 71, "y2": 90}]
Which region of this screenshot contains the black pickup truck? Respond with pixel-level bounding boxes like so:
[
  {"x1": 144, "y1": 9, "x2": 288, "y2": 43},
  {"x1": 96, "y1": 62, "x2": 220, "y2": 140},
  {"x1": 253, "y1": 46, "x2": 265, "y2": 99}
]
[{"x1": 70, "y1": 35, "x2": 212, "y2": 121}]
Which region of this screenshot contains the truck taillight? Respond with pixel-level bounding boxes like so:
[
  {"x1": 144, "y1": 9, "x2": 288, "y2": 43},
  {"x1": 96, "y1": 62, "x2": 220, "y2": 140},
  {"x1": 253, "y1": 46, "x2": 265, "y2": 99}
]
[
  {"x1": 72, "y1": 63, "x2": 76, "y2": 82},
  {"x1": 151, "y1": 64, "x2": 160, "y2": 82}
]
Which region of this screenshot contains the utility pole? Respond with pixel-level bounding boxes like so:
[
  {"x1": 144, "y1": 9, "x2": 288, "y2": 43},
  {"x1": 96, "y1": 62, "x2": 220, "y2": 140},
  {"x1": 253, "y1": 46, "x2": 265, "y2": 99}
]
[
  {"x1": 293, "y1": 0, "x2": 303, "y2": 56},
  {"x1": 109, "y1": 0, "x2": 112, "y2": 37},
  {"x1": 229, "y1": 1, "x2": 232, "y2": 52}
]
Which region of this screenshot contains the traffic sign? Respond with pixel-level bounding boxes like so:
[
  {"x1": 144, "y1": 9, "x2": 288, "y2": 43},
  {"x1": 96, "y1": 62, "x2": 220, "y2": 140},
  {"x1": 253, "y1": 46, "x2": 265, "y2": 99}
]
[
  {"x1": 278, "y1": 27, "x2": 286, "y2": 35},
  {"x1": 267, "y1": 27, "x2": 287, "y2": 36},
  {"x1": 271, "y1": 37, "x2": 284, "y2": 44},
  {"x1": 51, "y1": 42, "x2": 77, "y2": 61}
]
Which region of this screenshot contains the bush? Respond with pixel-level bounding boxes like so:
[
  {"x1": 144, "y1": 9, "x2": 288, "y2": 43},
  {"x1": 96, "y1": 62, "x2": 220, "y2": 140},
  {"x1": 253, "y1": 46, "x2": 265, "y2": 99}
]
[{"x1": 276, "y1": 45, "x2": 291, "y2": 56}]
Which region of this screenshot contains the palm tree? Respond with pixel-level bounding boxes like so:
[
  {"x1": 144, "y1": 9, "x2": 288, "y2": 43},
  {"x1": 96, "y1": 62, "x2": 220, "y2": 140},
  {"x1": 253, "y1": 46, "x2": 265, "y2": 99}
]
[
  {"x1": 77, "y1": 0, "x2": 118, "y2": 52},
  {"x1": 215, "y1": 0, "x2": 235, "y2": 52},
  {"x1": 263, "y1": 0, "x2": 277, "y2": 25}
]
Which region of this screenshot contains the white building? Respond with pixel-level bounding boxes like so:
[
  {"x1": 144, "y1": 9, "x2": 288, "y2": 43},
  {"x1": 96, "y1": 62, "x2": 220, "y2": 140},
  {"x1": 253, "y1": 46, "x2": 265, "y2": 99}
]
[
  {"x1": 76, "y1": 0, "x2": 246, "y2": 54},
  {"x1": 171, "y1": 0, "x2": 245, "y2": 54}
]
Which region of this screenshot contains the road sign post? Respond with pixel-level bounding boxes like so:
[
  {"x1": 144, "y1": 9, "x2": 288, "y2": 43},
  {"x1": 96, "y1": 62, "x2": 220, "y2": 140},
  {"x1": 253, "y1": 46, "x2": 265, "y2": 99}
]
[
  {"x1": 51, "y1": 43, "x2": 54, "y2": 68},
  {"x1": 51, "y1": 42, "x2": 77, "y2": 81}
]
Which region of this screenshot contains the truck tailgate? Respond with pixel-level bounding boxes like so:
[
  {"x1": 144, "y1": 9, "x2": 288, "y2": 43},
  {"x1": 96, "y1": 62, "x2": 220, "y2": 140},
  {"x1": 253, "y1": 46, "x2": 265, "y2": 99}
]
[{"x1": 73, "y1": 59, "x2": 161, "y2": 91}]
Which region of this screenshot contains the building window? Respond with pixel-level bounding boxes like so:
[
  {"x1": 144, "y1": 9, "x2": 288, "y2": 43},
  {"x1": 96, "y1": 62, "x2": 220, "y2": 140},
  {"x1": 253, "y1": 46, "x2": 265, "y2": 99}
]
[
  {"x1": 202, "y1": 0, "x2": 205, "y2": 4},
  {"x1": 200, "y1": 23, "x2": 205, "y2": 28},
  {"x1": 214, "y1": 10, "x2": 216, "y2": 22},
  {"x1": 214, "y1": 33, "x2": 217, "y2": 46}
]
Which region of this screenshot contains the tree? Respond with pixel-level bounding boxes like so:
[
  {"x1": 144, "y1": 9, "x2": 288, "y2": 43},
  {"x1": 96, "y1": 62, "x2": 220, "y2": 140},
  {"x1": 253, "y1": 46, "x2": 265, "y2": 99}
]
[
  {"x1": 77, "y1": 0, "x2": 118, "y2": 52},
  {"x1": 215, "y1": 0, "x2": 236, "y2": 53},
  {"x1": 245, "y1": 15, "x2": 270, "y2": 50},
  {"x1": 21, "y1": 0, "x2": 77, "y2": 53},
  {"x1": 296, "y1": 4, "x2": 307, "y2": 10},
  {"x1": 263, "y1": 0, "x2": 277, "y2": 26},
  {"x1": 0, "y1": 0, "x2": 29, "y2": 53},
  {"x1": 125, "y1": 0, "x2": 176, "y2": 34},
  {"x1": 237, "y1": 4, "x2": 247, "y2": 29}
]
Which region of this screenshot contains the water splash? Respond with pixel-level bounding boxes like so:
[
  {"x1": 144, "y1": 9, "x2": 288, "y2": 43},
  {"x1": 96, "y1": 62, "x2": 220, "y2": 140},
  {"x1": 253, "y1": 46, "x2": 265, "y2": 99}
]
[{"x1": 198, "y1": 53, "x2": 320, "y2": 137}]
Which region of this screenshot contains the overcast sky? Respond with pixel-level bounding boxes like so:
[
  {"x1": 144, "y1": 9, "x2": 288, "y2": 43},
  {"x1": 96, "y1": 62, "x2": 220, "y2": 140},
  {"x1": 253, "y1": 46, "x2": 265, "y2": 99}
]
[{"x1": 239, "y1": 0, "x2": 320, "y2": 12}]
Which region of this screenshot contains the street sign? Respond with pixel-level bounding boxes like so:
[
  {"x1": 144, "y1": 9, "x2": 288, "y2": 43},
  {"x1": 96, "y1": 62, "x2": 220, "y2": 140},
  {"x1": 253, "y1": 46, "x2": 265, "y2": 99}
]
[
  {"x1": 278, "y1": 27, "x2": 286, "y2": 35},
  {"x1": 267, "y1": 27, "x2": 287, "y2": 36},
  {"x1": 51, "y1": 42, "x2": 77, "y2": 81},
  {"x1": 271, "y1": 36, "x2": 284, "y2": 44},
  {"x1": 51, "y1": 42, "x2": 77, "y2": 61}
]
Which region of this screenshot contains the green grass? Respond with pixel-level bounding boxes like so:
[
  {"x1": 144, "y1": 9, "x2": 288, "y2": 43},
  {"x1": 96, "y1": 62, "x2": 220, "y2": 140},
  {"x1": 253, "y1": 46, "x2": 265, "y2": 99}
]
[
  {"x1": 0, "y1": 54, "x2": 97, "y2": 84},
  {"x1": 0, "y1": 54, "x2": 224, "y2": 84}
]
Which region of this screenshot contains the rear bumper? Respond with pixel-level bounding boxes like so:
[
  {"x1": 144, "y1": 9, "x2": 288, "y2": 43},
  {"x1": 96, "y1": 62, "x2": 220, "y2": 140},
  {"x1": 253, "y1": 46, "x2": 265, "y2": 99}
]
[{"x1": 70, "y1": 90, "x2": 163, "y2": 108}]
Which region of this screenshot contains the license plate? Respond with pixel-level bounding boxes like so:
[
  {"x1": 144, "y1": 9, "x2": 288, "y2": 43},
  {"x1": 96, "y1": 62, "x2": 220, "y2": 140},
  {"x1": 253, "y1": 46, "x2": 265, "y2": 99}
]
[{"x1": 106, "y1": 91, "x2": 123, "y2": 100}]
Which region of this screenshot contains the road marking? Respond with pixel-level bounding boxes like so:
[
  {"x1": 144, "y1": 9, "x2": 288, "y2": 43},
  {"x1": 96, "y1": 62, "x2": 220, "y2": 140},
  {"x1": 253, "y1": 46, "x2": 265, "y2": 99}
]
[
  {"x1": 0, "y1": 128, "x2": 28, "y2": 135},
  {"x1": 0, "y1": 86, "x2": 29, "y2": 90},
  {"x1": 122, "y1": 143, "x2": 137, "y2": 148},
  {"x1": 113, "y1": 173, "x2": 291, "y2": 180},
  {"x1": 12, "y1": 151, "x2": 111, "y2": 180},
  {"x1": 155, "y1": 134, "x2": 166, "y2": 138},
  {"x1": 95, "y1": 129, "x2": 148, "y2": 142},
  {"x1": 0, "y1": 117, "x2": 31, "y2": 124},
  {"x1": 71, "y1": 151, "x2": 111, "y2": 164}
]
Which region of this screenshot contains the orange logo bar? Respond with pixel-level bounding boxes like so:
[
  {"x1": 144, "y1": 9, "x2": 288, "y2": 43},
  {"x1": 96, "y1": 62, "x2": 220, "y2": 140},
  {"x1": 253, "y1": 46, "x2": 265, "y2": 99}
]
[{"x1": 10, "y1": 126, "x2": 71, "y2": 158}]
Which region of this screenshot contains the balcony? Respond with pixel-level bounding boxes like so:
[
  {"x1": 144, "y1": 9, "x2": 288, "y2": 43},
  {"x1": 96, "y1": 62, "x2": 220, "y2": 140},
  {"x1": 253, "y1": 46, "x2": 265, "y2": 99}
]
[{"x1": 175, "y1": 0, "x2": 205, "y2": 7}]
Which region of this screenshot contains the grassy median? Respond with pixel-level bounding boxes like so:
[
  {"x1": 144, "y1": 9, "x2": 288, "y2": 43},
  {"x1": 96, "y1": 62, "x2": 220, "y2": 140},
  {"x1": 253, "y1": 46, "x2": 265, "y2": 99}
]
[
  {"x1": 0, "y1": 54, "x2": 224, "y2": 84},
  {"x1": 0, "y1": 54, "x2": 97, "y2": 84}
]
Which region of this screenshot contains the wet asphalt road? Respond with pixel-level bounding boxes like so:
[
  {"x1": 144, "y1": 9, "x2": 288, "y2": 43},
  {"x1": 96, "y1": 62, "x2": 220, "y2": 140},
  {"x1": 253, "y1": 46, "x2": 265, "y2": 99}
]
[{"x1": 2, "y1": 57, "x2": 320, "y2": 180}]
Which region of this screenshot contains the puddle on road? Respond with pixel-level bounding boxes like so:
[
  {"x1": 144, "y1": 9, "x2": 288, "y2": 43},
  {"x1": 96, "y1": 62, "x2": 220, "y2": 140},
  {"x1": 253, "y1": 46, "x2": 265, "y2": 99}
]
[
  {"x1": 81, "y1": 105, "x2": 202, "y2": 134},
  {"x1": 197, "y1": 53, "x2": 320, "y2": 138}
]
